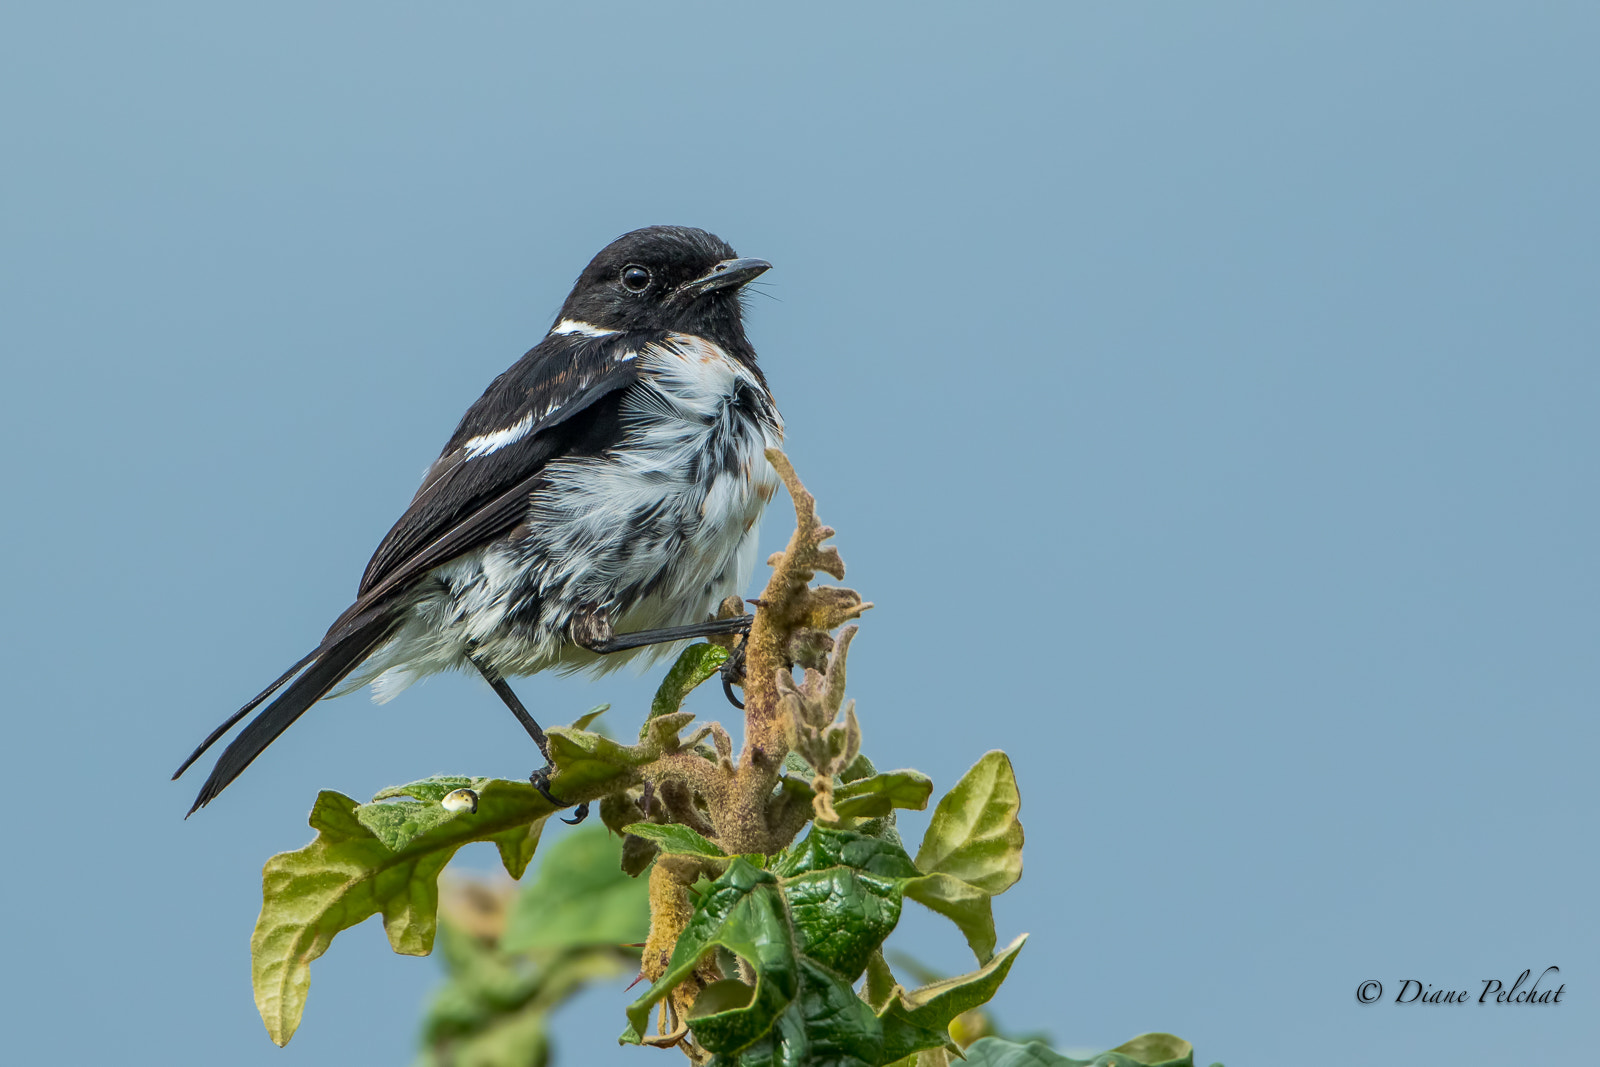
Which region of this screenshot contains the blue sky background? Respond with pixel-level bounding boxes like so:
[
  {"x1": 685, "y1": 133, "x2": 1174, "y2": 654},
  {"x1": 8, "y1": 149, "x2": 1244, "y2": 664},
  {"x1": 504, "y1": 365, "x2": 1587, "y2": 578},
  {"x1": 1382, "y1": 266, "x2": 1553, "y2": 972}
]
[{"x1": 2, "y1": 3, "x2": 1594, "y2": 1064}]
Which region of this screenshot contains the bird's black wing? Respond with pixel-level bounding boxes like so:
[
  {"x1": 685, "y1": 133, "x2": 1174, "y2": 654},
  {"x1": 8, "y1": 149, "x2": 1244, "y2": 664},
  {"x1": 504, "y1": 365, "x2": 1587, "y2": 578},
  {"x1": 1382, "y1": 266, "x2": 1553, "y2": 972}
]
[
  {"x1": 173, "y1": 330, "x2": 662, "y2": 811},
  {"x1": 341, "y1": 329, "x2": 663, "y2": 627}
]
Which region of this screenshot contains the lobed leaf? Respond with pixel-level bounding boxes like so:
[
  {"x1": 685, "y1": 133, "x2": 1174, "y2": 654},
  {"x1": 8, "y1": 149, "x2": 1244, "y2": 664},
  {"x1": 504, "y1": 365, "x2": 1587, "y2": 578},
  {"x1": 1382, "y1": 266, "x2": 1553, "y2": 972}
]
[{"x1": 253, "y1": 781, "x2": 557, "y2": 1046}]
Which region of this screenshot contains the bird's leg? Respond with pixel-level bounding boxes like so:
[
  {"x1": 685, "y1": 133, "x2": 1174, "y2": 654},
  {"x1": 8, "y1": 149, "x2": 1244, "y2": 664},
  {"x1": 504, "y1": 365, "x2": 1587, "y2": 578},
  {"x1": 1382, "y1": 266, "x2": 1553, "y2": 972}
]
[
  {"x1": 470, "y1": 655, "x2": 552, "y2": 758},
  {"x1": 468, "y1": 654, "x2": 589, "y2": 825},
  {"x1": 572, "y1": 612, "x2": 755, "y2": 655},
  {"x1": 571, "y1": 609, "x2": 753, "y2": 710}
]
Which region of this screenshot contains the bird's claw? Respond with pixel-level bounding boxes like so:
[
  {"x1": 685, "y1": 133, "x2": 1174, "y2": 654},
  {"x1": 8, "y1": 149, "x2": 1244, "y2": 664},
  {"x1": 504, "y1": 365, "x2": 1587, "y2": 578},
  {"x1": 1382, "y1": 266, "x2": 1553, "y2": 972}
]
[
  {"x1": 530, "y1": 763, "x2": 587, "y2": 823},
  {"x1": 720, "y1": 640, "x2": 747, "y2": 710}
]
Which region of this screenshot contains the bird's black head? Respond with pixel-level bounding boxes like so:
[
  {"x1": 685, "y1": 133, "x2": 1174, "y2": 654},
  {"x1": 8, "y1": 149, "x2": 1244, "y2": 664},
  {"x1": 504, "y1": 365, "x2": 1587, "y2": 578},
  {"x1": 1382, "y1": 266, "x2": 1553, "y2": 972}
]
[{"x1": 554, "y1": 226, "x2": 769, "y2": 359}]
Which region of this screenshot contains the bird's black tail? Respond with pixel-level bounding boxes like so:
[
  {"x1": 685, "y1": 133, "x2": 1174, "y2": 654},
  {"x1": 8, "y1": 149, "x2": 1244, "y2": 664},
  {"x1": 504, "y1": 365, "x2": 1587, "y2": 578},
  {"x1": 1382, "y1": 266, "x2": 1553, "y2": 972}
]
[{"x1": 175, "y1": 606, "x2": 400, "y2": 815}]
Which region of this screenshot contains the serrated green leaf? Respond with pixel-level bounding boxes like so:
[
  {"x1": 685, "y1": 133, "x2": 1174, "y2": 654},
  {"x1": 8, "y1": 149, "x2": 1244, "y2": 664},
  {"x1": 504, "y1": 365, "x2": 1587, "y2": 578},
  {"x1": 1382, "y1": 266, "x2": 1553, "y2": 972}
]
[
  {"x1": 253, "y1": 783, "x2": 556, "y2": 1046},
  {"x1": 500, "y1": 825, "x2": 650, "y2": 952},
  {"x1": 902, "y1": 873, "x2": 996, "y2": 962},
  {"x1": 643, "y1": 642, "x2": 729, "y2": 738},
  {"x1": 833, "y1": 770, "x2": 934, "y2": 819},
  {"x1": 915, "y1": 751, "x2": 1023, "y2": 896},
  {"x1": 623, "y1": 821, "x2": 727, "y2": 858}
]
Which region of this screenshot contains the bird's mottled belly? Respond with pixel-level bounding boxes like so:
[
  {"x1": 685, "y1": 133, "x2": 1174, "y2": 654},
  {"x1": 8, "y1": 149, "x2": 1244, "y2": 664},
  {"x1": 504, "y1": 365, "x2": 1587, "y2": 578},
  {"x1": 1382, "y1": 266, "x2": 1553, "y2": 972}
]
[{"x1": 355, "y1": 335, "x2": 782, "y2": 700}]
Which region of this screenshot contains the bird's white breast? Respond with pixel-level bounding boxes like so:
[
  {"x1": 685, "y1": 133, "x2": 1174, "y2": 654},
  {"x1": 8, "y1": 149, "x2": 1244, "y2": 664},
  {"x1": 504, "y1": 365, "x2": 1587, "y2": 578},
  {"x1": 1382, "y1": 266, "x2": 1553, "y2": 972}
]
[
  {"x1": 522, "y1": 333, "x2": 784, "y2": 626},
  {"x1": 351, "y1": 333, "x2": 783, "y2": 699}
]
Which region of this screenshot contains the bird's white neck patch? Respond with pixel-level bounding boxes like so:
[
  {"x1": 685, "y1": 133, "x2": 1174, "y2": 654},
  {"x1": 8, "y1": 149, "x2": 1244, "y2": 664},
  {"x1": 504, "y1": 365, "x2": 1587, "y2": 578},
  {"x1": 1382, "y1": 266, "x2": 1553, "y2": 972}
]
[{"x1": 551, "y1": 319, "x2": 618, "y2": 338}]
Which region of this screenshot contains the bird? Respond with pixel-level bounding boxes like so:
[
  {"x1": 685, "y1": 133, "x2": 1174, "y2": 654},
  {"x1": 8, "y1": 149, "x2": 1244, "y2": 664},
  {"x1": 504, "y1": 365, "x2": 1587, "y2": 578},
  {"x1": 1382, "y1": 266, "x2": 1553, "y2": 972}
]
[{"x1": 174, "y1": 225, "x2": 783, "y2": 817}]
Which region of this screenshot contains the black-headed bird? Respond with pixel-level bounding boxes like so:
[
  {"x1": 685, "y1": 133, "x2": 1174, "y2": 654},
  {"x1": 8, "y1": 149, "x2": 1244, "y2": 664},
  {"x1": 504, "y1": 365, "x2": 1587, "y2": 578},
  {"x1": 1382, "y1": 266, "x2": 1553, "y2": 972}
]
[{"x1": 174, "y1": 226, "x2": 781, "y2": 816}]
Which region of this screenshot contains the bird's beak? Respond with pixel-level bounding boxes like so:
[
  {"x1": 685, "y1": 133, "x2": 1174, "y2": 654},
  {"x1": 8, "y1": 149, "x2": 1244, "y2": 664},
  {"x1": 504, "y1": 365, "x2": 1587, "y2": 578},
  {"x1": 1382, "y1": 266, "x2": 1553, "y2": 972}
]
[{"x1": 681, "y1": 257, "x2": 772, "y2": 296}]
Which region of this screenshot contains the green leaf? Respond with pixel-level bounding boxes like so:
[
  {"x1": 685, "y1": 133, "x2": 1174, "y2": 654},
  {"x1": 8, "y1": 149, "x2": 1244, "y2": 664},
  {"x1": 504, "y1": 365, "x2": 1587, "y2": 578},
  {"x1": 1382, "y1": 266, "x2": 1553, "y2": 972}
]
[
  {"x1": 623, "y1": 859, "x2": 795, "y2": 1051},
  {"x1": 500, "y1": 824, "x2": 651, "y2": 953},
  {"x1": 418, "y1": 1009, "x2": 549, "y2": 1067},
  {"x1": 546, "y1": 710, "x2": 696, "y2": 790},
  {"x1": 643, "y1": 642, "x2": 729, "y2": 738},
  {"x1": 417, "y1": 921, "x2": 544, "y2": 1047},
  {"x1": 372, "y1": 774, "x2": 480, "y2": 804},
  {"x1": 253, "y1": 782, "x2": 556, "y2": 1046},
  {"x1": 769, "y1": 828, "x2": 920, "y2": 987},
  {"x1": 621, "y1": 833, "x2": 661, "y2": 877},
  {"x1": 359, "y1": 775, "x2": 484, "y2": 852},
  {"x1": 961, "y1": 1033, "x2": 1200, "y2": 1067},
  {"x1": 833, "y1": 769, "x2": 934, "y2": 819},
  {"x1": 878, "y1": 935, "x2": 1026, "y2": 1055},
  {"x1": 1107, "y1": 1034, "x2": 1197, "y2": 1067},
  {"x1": 623, "y1": 821, "x2": 727, "y2": 858},
  {"x1": 862, "y1": 950, "x2": 896, "y2": 1011},
  {"x1": 360, "y1": 775, "x2": 547, "y2": 876},
  {"x1": 902, "y1": 873, "x2": 997, "y2": 962},
  {"x1": 416, "y1": 917, "x2": 634, "y2": 1067},
  {"x1": 960, "y1": 1038, "x2": 1075, "y2": 1067},
  {"x1": 915, "y1": 751, "x2": 1023, "y2": 896},
  {"x1": 624, "y1": 828, "x2": 1026, "y2": 1065},
  {"x1": 772, "y1": 824, "x2": 922, "y2": 881},
  {"x1": 840, "y1": 752, "x2": 878, "y2": 783},
  {"x1": 570, "y1": 703, "x2": 611, "y2": 731}
]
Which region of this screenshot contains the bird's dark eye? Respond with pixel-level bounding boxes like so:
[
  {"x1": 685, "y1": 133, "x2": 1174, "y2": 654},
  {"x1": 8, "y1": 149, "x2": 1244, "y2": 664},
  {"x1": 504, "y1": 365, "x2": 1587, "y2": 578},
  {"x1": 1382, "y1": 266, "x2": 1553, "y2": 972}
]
[{"x1": 621, "y1": 265, "x2": 651, "y2": 292}]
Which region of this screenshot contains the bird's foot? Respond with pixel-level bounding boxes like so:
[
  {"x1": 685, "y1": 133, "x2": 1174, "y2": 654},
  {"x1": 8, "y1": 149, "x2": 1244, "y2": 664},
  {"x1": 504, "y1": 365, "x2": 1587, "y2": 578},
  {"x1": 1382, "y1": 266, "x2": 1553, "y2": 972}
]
[
  {"x1": 530, "y1": 764, "x2": 589, "y2": 825},
  {"x1": 720, "y1": 640, "x2": 747, "y2": 710}
]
